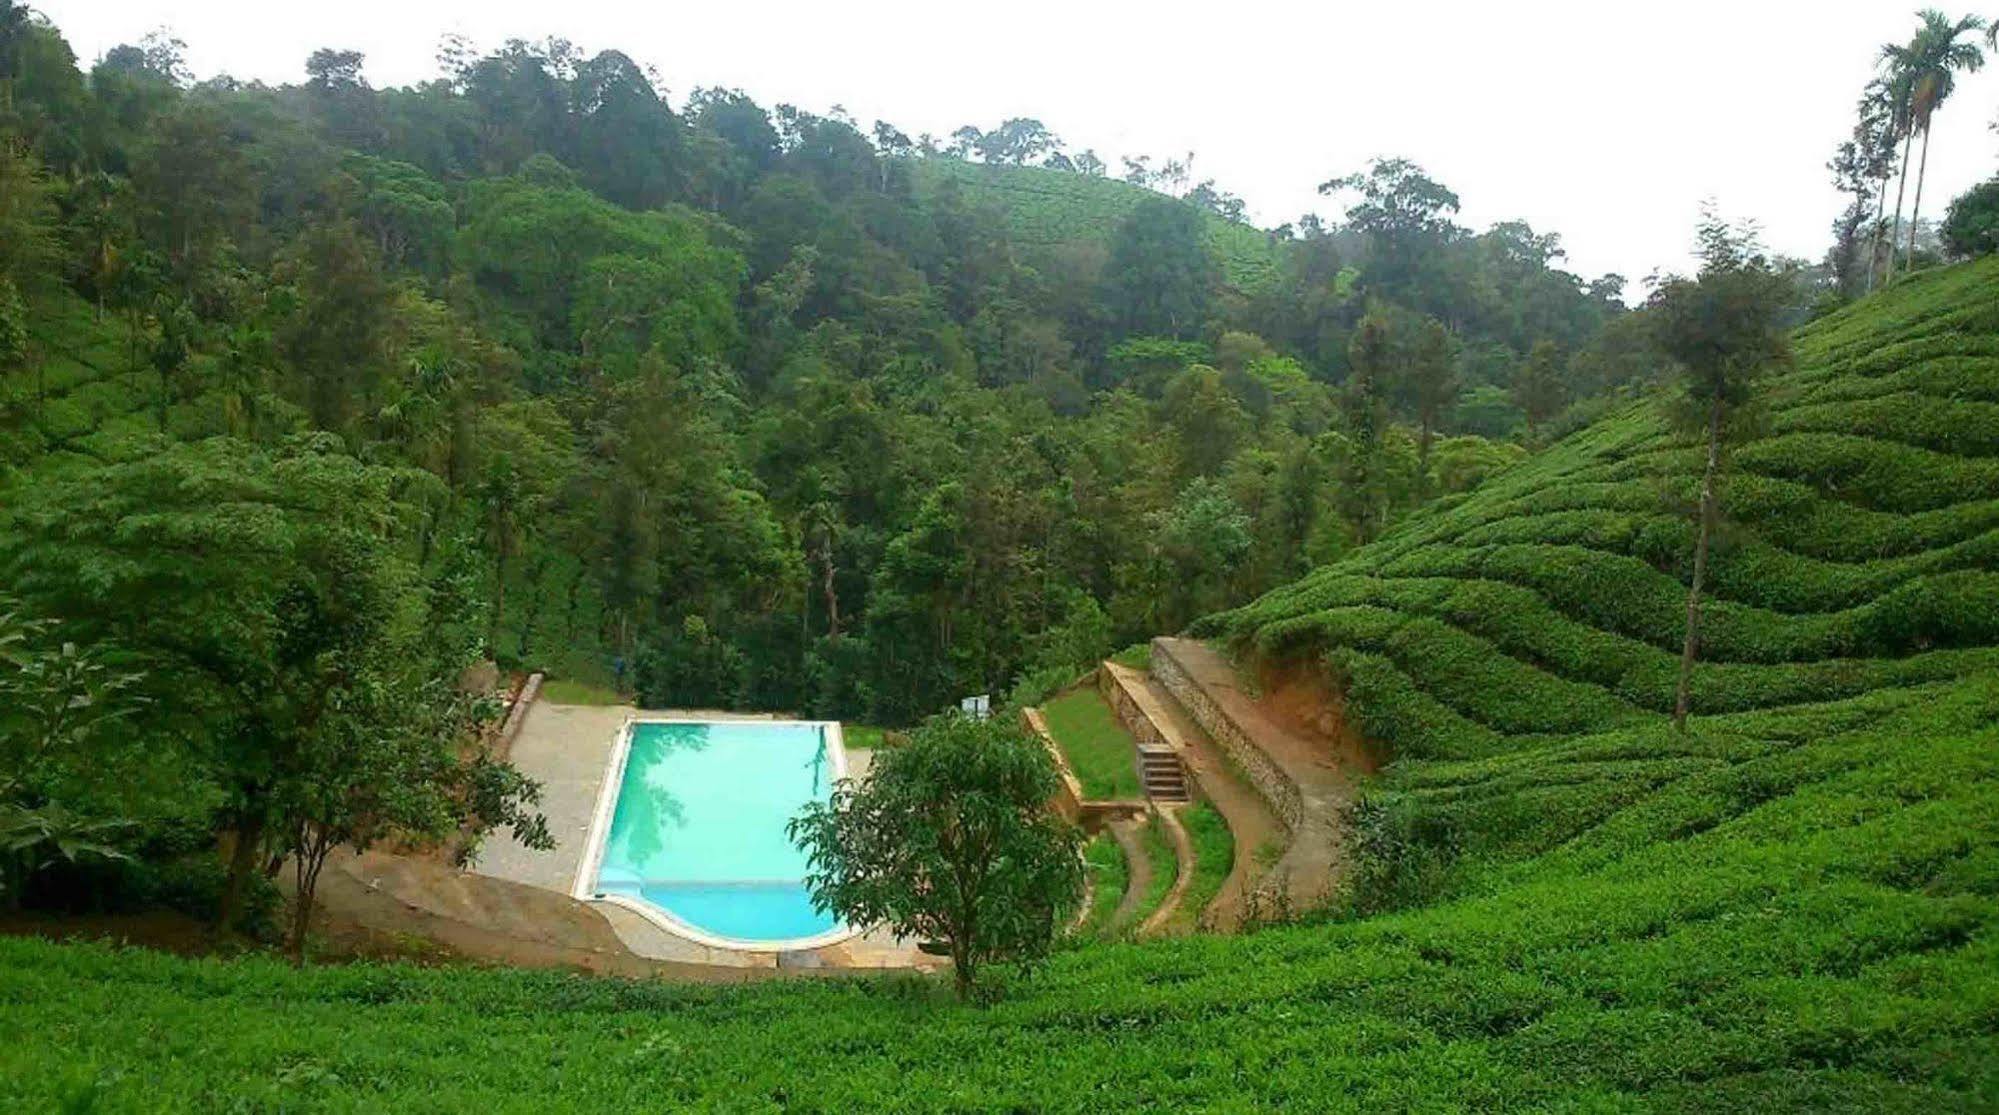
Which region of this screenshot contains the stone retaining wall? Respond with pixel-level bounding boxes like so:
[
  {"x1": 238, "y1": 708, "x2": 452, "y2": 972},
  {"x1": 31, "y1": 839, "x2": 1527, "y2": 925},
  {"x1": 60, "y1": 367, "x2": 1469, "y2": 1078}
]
[
  {"x1": 1099, "y1": 668, "x2": 1164, "y2": 749},
  {"x1": 1150, "y1": 640, "x2": 1303, "y2": 830},
  {"x1": 493, "y1": 672, "x2": 544, "y2": 762}
]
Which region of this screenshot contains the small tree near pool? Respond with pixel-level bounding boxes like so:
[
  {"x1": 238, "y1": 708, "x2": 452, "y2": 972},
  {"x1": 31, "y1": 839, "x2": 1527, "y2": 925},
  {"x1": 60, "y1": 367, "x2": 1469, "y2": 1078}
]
[{"x1": 790, "y1": 714, "x2": 1084, "y2": 1000}]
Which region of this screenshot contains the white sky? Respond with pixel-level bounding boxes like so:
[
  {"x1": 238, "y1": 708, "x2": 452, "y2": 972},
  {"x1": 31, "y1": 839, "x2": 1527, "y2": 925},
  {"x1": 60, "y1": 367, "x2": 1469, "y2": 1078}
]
[{"x1": 36, "y1": 0, "x2": 1999, "y2": 286}]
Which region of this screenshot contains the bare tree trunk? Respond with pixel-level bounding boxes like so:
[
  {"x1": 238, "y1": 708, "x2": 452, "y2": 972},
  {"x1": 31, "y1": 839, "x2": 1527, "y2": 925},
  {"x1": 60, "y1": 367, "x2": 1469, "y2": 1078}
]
[
  {"x1": 1673, "y1": 398, "x2": 1725, "y2": 733},
  {"x1": 1417, "y1": 417, "x2": 1434, "y2": 497},
  {"x1": 489, "y1": 539, "x2": 509, "y2": 655},
  {"x1": 950, "y1": 934, "x2": 974, "y2": 1001},
  {"x1": 819, "y1": 539, "x2": 841, "y2": 639},
  {"x1": 1907, "y1": 125, "x2": 1932, "y2": 267},
  {"x1": 516, "y1": 551, "x2": 551, "y2": 662},
  {"x1": 215, "y1": 806, "x2": 267, "y2": 939},
  {"x1": 1887, "y1": 128, "x2": 1916, "y2": 281},
  {"x1": 288, "y1": 826, "x2": 333, "y2": 966},
  {"x1": 563, "y1": 569, "x2": 584, "y2": 650}
]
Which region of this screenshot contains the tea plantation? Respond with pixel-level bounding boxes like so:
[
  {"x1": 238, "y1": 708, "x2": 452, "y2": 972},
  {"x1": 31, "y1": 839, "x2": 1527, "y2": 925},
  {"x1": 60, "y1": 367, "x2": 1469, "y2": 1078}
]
[
  {"x1": 4, "y1": 261, "x2": 1998, "y2": 1110},
  {"x1": 912, "y1": 158, "x2": 1286, "y2": 292}
]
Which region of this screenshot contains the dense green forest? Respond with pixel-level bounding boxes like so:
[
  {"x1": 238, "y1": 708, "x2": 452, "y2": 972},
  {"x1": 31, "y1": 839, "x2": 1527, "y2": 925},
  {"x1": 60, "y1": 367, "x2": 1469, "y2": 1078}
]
[{"x1": 0, "y1": 12, "x2": 1633, "y2": 730}]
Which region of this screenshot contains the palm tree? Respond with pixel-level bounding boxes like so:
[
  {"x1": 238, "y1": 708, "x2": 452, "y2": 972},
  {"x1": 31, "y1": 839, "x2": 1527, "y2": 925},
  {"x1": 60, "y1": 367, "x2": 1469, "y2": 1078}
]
[
  {"x1": 1857, "y1": 78, "x2": 1902, "y2": 291},
  {"x1": 1879, "y1": 55, "x2": 1918, "y2": 283},
  {"x1": 1880, "y1": 11, "x2": 1987, "y2": 275}
]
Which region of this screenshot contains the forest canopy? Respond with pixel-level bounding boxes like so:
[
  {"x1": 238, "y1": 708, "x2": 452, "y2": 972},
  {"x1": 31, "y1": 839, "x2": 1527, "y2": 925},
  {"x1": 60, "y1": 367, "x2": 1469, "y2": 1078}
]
[{"x1": 0, "y1": 11, "x2": 1637, "y2": 729}]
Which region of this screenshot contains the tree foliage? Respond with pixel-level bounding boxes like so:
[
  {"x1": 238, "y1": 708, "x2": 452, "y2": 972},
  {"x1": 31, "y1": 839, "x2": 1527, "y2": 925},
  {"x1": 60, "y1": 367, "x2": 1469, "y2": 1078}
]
[
  {"x1": 790, "y1": 714, "x2": 1083, "y2": 999},
  {"x1": 0, "y1": 8, "x2": 1643, "y2": 937},
  {"x1": 1646, "y1": 211, "x2": 1796, "y2": 731}
]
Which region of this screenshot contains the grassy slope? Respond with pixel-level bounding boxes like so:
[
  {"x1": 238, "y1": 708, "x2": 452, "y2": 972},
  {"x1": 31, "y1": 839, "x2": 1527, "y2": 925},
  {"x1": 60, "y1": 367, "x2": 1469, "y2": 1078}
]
[
  {"x1": 1126, "y1": 815, "x2": 1179, "y2": 929},
  {"x1": 1164, "y1": 802, "x2": 1233, "y2": 934},
  {"x1": 911, "y1": 159, "x2": 1284, "y2": 293},
  {"x1": 1040, "y1": 687, "x2": 1142, "y2": 799},
  {"x1": 5, "y1": 263, "x2": 1999, "y2": 1110},
  {"x1": 1199, "y1": 258, "x2": 1999, "y2": 866},
  {"x1": 1076, "y1": 832, "x2": 1128, "y2": 937}
]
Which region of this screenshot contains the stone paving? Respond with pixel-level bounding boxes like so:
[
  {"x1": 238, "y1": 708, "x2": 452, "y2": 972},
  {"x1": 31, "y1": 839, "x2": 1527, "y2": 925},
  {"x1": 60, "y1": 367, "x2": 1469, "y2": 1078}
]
[{"x1": 478, "y1": 702, "x2": 628, "y2": 895}]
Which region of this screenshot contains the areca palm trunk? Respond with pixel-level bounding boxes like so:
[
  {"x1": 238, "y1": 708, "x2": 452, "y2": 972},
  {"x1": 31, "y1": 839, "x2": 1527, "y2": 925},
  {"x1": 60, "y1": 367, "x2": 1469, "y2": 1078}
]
[
  {"x1": 1907, "y1": 124, "x2": 1932, "y2": 265},
  {"x1": 1867, "y1": 167, "x2": 1890, "y2": 291},
  {"x1": 1887, "y1": 127, "x2": 1916, "y2": 281}
]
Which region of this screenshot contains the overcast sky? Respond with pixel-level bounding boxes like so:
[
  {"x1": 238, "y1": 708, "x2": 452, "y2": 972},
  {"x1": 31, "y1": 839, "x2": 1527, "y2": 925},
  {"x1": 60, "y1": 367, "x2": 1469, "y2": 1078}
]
[{"x1": 36, "y1": 0, "x2": 1999, "y2": 287}]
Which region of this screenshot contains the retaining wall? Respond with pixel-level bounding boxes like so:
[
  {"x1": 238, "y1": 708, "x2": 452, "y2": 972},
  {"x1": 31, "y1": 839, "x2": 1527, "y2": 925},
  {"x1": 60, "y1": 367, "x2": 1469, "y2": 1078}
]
[
  {"x1": 1150, "y1": 640, "x2": 1304, "y2": 830},
  {"x1": 1024, "y1": 704, "x2": 1148, "y2": 831}
]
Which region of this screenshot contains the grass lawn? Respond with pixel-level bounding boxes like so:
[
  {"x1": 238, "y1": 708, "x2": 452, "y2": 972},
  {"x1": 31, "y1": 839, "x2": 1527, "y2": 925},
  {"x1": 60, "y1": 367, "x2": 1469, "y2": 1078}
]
[
  {"x1": 1040, "y1": 687, "x2": 1141, "y2": 799},
  {"x1": 1075, "y1": 832, "x2": 1127, "y2": 937},
  {"x1": 537, "y1": 678, "x2": 627, "y2": 706},
  {"x1": 1163, "y1": 802, "x2": 1233, "y2": 933},
  {"x1": 1126, "y1": 815, "x2": 1178, "y2": 929}
]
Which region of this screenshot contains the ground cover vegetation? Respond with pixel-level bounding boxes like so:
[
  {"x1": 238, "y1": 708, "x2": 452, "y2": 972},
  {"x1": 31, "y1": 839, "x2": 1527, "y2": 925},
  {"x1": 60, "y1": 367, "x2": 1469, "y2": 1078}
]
[
  {"x1": 1128, "y1": 814, "x2": 1180, "y2": 928},
  {"x1": 1168, "y1": 801, "x2": 1232, "y2": 933},
  {"x1": 1076, "y1": 830, "x2": 1127, "y2": 935},
  {"x1": 1038, "y1": 685, "x2": 1143, "y2": 799}
]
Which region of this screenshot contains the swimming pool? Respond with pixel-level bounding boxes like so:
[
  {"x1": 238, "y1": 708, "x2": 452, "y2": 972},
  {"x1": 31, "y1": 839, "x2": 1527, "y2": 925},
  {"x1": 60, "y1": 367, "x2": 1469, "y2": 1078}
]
[{"x1": 576, "y1": 719, "x2": 854, "y2": 949}]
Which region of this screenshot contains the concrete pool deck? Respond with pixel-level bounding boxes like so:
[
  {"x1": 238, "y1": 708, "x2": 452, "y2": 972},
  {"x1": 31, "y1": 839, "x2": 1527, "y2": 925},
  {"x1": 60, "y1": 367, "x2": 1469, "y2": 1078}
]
[{"x1": 472, "y1": 701, "x2": 918, "y2": 971}]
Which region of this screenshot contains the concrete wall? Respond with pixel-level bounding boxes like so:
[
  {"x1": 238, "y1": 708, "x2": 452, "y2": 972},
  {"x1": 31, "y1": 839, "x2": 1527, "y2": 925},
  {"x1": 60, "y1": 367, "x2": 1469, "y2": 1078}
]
[
  {"x1": 1024, "y1": 703, "x2": 1148, "y2": 833},
  {"x1": 1022, "y1": 706, "x2": 1084, "y2": 825},
  {"x1": 1098, "y1": 668, "x2": 1164, "y2": 748}
]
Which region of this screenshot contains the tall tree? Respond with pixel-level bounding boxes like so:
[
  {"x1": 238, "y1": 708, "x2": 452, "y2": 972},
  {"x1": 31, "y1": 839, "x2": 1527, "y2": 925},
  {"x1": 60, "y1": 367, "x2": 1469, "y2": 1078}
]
[
  {"x1": 1511, "y1": 339, "x2": 1567, "y2": 441},
  {"x1": 1831, "y1": 79, "x2": 1898, "y2": 293},
  {"x1": 0, "y1": 0, "x2": 29, "y2": 116},
  {"x1": 1319, "y1": 158, "x2": 1464, "y2": 305},
  {"x1": 1406, "y1": 316, "x2": 1460, "y2": 480},
  {"x1": 1338, "y1": 315, "x2": 1392, "y2": 542},
  {"x1": 1647, "y1": 213, "x2": 1795, "y2": 732},
  {"x1": 1880, "y1": 11, "x2": 1987, "y2": 275},
  {"x1": 1100, "y1": 196, "x2": 1216, "y2": 341},
  {"x1": 0, "y1": 440, "x2": 548, "y2": 932}
]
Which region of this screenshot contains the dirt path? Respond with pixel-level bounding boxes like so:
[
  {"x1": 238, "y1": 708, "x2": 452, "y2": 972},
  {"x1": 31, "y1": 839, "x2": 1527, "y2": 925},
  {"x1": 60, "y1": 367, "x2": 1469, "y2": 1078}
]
[
  {"x1": 311, "y1": 850, "x2": 786, "y2": 980},
  {"x1": 1152, "y1": 638, "x2": 1368, "y2": 913},
  {"x1": 1104, "y1": 662, "x2": 1290, "y2": 931},
  {"x1": 1148, "y1": 690, "x2": 1288, "y2": 930}
]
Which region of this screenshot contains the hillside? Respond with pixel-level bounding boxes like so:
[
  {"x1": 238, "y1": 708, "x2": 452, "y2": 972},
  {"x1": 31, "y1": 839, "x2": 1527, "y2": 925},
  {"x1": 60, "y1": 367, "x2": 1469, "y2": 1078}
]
[
  {"x1": 6, "y1": 263, "x2": 1997, "y2": 1112},
  {"x1": 1199, "y1": 255, "x2": 1999, "y2": 890},
  {"x1": 912, "y1": 158, "x2": 1287, "y2": 292}
]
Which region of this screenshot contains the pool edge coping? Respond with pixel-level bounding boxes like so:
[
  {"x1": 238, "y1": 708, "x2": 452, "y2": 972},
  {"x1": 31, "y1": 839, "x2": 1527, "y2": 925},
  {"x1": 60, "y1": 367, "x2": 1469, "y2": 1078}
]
[{"x1": 570, "y1": 715, "x2": 868, "y2": 956}]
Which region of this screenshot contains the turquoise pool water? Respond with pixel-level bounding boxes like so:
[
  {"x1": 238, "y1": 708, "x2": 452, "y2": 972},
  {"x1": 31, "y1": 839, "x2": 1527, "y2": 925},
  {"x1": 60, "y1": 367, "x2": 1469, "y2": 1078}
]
[{"x1": 592, "y1": 720, "x2": 842, "y2": 944}]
